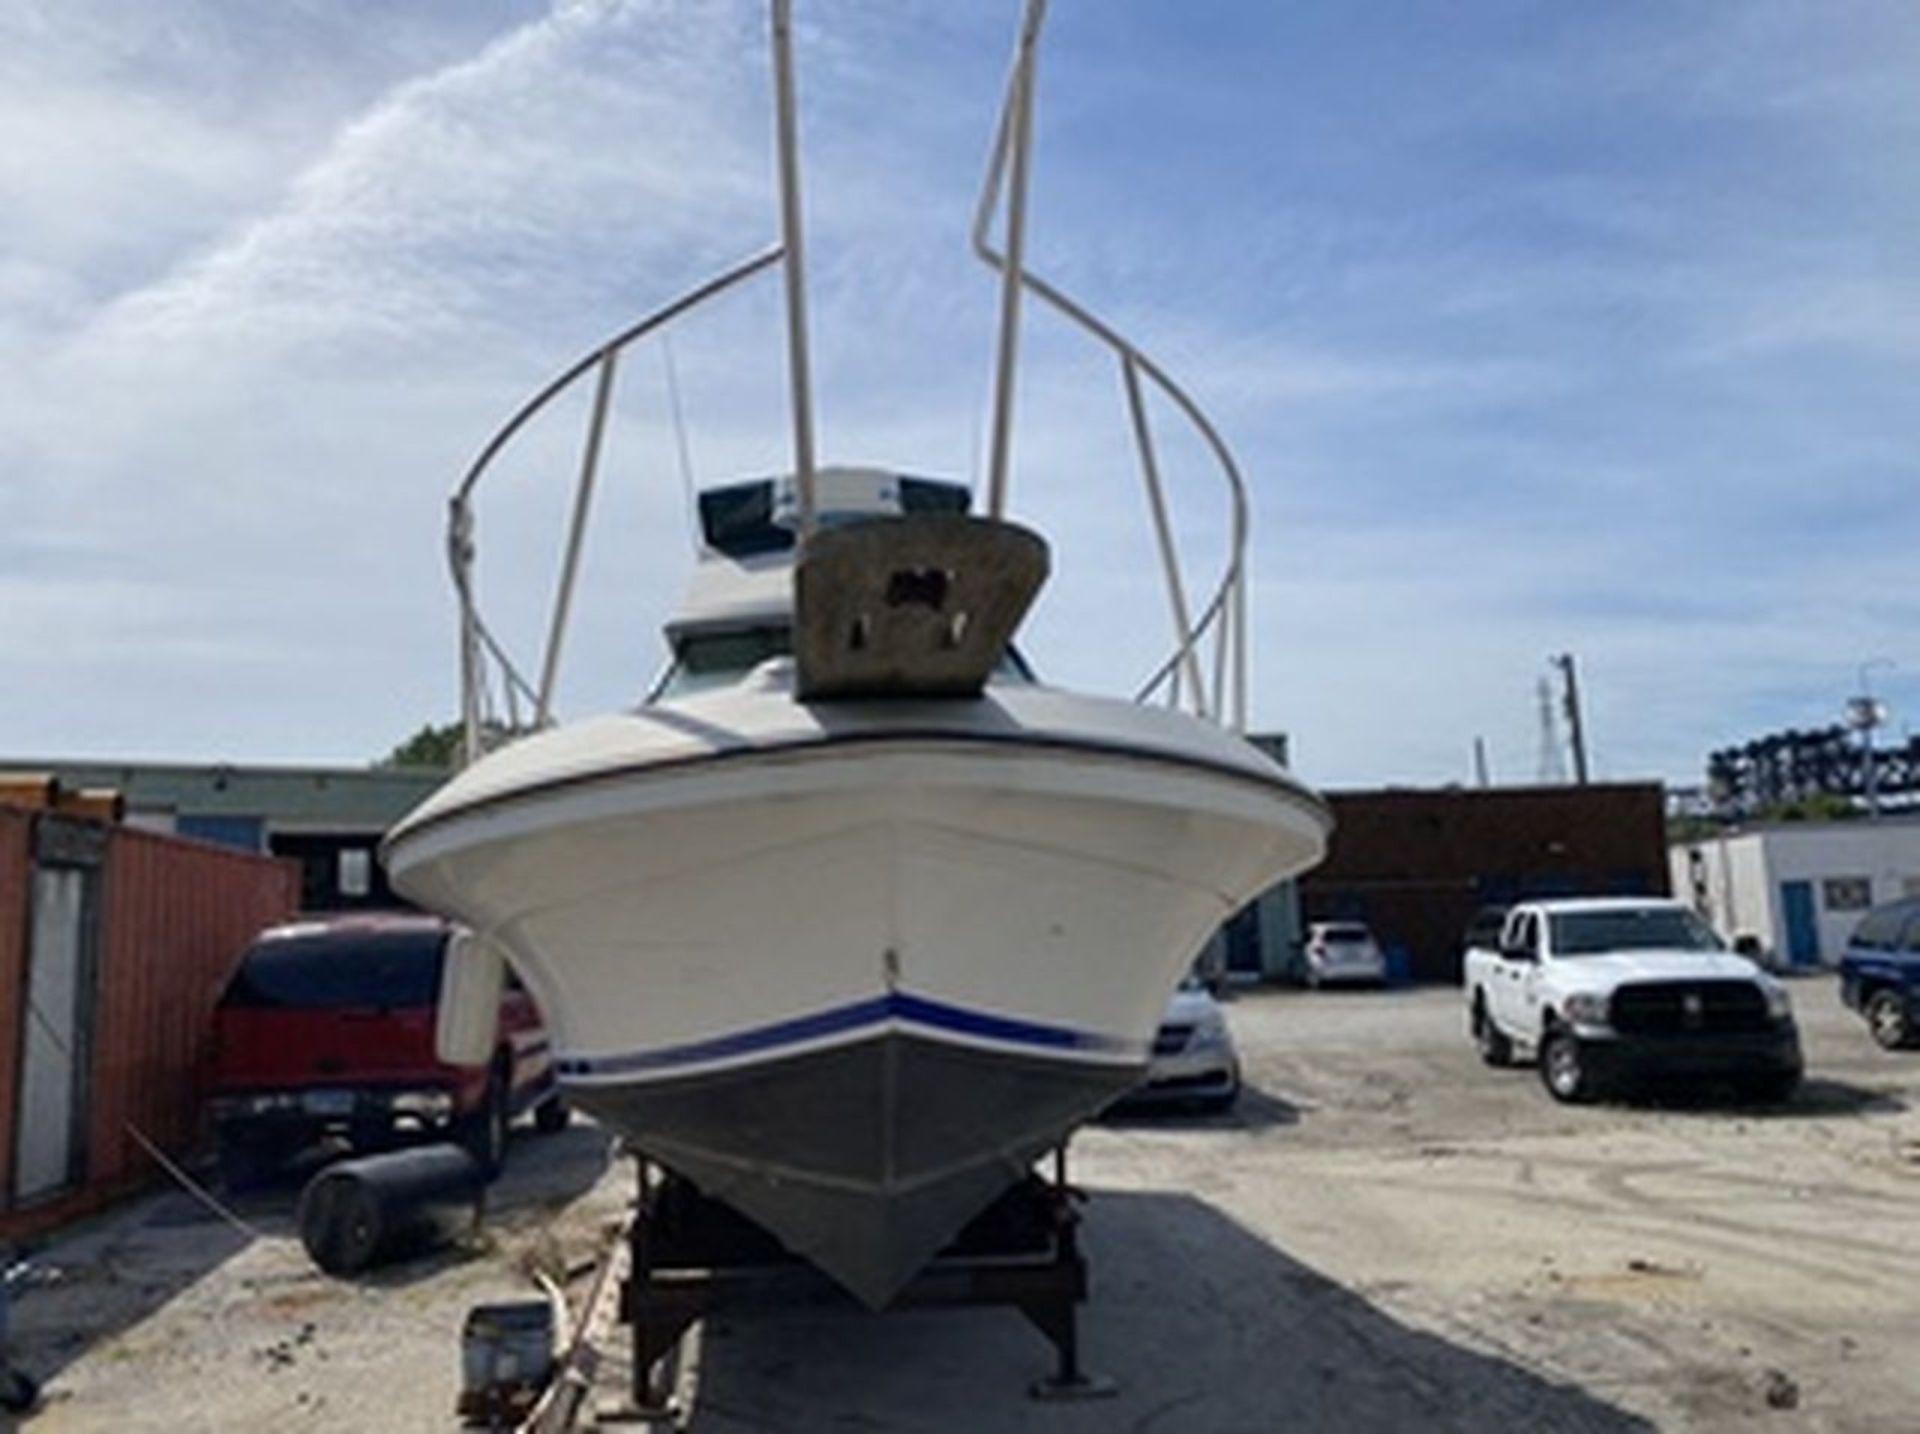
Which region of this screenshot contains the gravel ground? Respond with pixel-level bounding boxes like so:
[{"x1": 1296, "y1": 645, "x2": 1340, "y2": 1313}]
[{"x1": 12, "y1": 977, "x2": 1920, "y2": 1431}]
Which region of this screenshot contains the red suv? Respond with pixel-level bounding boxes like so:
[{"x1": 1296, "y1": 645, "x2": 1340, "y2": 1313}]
[{"x1": 207, "y1": 913, "x2": 563, "y2": 1186}]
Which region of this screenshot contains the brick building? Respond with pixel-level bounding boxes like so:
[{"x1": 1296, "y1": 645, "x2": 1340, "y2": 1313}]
[{"x1": 1297, "y1": 783, "x2": 1669, "y2": 983}]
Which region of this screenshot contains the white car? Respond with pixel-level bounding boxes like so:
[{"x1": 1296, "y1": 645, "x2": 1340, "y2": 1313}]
[
  {"x1": 1463, "y1": 897, "x2": 1802, "y2": 1103},
  {"x1": 1113, "y1": 978, "x2": 1241, "y2": 1112},
  {"x1": 1303, "y1": 921, "x2": 1386, "y2": 988}
]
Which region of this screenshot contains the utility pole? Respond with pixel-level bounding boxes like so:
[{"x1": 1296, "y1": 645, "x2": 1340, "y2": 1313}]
[
  {"x1": 1535, "y1": 678, "x2": 1567, "y2": 785},
  {"x1": 1473, "y1": 736, "x2": 1490, "y2": 789},
  {"x1": 1553, "y1": 652, "x2": 1590, "y2": 785}
]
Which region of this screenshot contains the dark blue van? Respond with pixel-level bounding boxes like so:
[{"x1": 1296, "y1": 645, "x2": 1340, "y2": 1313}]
[{"x1": 1838, "y1": 896, "x2": 1920, "y2": 1049}]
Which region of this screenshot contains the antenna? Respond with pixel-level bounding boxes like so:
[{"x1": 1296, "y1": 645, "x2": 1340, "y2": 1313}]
[{"x1": 660, "y1": 335, "x2": 700, "y2": 552}]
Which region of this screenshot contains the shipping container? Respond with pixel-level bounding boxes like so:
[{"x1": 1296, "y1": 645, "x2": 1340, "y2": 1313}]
[{"x1": 0, "y1": 805, "x2": 298, "y2": 1237}]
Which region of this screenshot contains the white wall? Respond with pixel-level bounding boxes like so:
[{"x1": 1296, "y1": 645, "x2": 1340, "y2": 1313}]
[
  {"x1": 1673, "y1": 820, "x2": 1920, "y2": 966},
  {"x1": 1757, "y1": 822, "x2": 1920, "y2": 963},
  {"x1": 1673, "y1": 833, "x2": 1774, "y2": 951}
]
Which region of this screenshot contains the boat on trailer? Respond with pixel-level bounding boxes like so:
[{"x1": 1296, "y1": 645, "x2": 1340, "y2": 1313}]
[{"x1": 384, "y1": 0, "x2": 1330, "y2": 1310}]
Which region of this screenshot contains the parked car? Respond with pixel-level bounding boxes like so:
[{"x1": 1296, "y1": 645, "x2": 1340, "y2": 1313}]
[
  {"x1": 1111, "y1": 977, "x2": 1241, "y2": 1112},
  {"x1": 1839, "y1": 895, "x2": 1920, "y2": 1049},
  {"x1": 207, "y1": 914, "x2": 564, "y2": 1186},
  {"x1": 1303, "y1": 921, "x2": 1386, "y2": 988},
  {"x1": 1462, "y1": 897, "x2": 1801, "y2": 1104}
]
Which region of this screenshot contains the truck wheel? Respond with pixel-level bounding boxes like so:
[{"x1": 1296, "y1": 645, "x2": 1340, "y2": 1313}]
[
  {"x1": 1865, "y1": 990, "x2": 1914, "y2": 1050},
  {"x1": 534, "y1": 1094, "x2": 569, "y2": 1135},
  {"x1": 0, "y1": 1366, "x2": 39, "y2": 1414},
  {"x1": 1472, "y1": 997, "x2": 1514, "y2": 1067},
  {"x1": 1539, "y1": 1027, "x2": 1596, "y2": 1104}
]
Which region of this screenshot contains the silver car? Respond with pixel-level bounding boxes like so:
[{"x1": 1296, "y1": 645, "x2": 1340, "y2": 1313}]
[
  {"x1": 1115, "y1": 977, "x2": 1241, "y2": 1112},
  {"x1": 1303, "y1": 921, "x2": 1387, "y2": 988}
]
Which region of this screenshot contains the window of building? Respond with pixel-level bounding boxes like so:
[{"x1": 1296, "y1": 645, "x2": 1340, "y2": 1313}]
[
  {"x1": 1822, "y1": 877, "x2": 1872, "y2": 913},
  {"x1": 338, "y1": 847, "x2": 373, "y2": 899}
]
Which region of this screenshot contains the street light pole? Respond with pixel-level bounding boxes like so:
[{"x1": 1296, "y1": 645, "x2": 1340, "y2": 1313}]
[{"x1": 1851, "y1": 659, "x2": 1896, "y2": 820}]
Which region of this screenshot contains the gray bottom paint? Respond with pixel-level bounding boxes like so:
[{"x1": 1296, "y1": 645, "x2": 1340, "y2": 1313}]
[{"x1": 568, "y1": 1032, "x2": 1141, "y2": 1307}]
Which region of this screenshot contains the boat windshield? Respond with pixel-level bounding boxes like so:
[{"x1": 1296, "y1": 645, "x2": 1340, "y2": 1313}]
[
  {"x1": 653, "y1": 626, "x2": 1035, "y2": 700},
  {"x1": 1548, "y1": 908, "x2": 1724, "y2": 957}
]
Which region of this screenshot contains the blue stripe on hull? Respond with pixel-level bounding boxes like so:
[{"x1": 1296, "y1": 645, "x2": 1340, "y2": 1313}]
[{"x1": 554, "y1": 990, "x2": 1142, "y2": 1078}]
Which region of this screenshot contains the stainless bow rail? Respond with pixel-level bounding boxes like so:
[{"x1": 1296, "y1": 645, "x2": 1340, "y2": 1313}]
[{"x1": 449, "y1": 0, "x2": 1256, "y2": 766}]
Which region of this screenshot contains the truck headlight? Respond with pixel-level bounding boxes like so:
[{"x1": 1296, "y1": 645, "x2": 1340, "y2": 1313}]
[
  {"x1": 1762, "y1": 982, "x2": 1793, "y2": 1022},
  {"x1": 1562, "y1": 992, "x2": 1610, "y2": 1027}
]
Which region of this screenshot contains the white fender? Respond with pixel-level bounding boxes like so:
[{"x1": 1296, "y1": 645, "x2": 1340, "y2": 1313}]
[{"x1": 436, "y1": 929, "x2": 504, "y2": 1067}]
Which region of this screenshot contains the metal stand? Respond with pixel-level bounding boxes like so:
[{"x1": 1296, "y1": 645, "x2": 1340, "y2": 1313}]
[{"x1": 619, "y1": 1145, "x2": 1113, "y2": 1411}]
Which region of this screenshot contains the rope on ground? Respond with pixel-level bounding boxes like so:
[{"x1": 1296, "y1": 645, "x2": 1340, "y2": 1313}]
[{"x1": 123, "y1": 1123, "x2": 264, "y2": 1243}]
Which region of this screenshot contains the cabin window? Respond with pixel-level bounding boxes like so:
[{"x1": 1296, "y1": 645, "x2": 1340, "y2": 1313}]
[
  {"x1": 655, "y1": 627, "x2": 794, "y2": 698},
  {"x1": 653, "y1": 627, "x2": 1036, "y2": 699}
]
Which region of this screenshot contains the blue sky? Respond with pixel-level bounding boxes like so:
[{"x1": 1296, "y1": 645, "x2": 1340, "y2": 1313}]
[{"x1": 2, "y1": 0, "x2": 1916, "y2": 788}]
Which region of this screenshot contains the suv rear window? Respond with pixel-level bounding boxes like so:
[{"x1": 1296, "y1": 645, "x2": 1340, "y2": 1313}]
[{"x1": 223, "y1": 928, "x2": 447, "y2": 1010}]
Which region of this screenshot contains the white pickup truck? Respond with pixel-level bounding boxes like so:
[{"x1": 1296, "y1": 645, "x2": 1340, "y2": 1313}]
[{"x1": 1463, "y1": 897, "x2": 1801, "y2": 1103}]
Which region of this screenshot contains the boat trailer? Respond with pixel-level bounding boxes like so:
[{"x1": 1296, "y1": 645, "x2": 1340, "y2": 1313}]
[{"x1": 492, "y1": 1146, "x2": 1112, "y2": 1429}]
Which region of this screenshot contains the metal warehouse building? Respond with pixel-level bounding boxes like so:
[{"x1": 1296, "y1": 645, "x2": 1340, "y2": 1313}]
[
  {"x1": 0, "y1": 803, "x2": 296, "y2": 1233},
  {"x1": 1672, "y1": 817, "x2": 1920, "y2": 968},
  {"x1": 1, "y1": 759, "x2": 445, "y2": 911}
]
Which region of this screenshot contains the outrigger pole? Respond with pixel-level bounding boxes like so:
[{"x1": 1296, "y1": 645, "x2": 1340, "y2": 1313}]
[
  {"x1": 770, "y1": 0, "x2": 819, "y2": 539},
  {"x1": 983, "y1": 0, "x2": 1048, "y2": 520}
]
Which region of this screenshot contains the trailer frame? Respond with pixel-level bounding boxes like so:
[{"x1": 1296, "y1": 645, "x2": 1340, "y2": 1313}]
[{"x1": 611, "y1": 1144, "x2": 1112, "y2": 1418}]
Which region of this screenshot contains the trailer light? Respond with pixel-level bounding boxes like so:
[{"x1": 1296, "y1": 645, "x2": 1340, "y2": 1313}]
[
  {"x1": 211, "y1": 1092, "x2": 300, "y2": 1118},
  {"x1": 390, "y1": 1090, "x2": 455, "y2": 1119}
]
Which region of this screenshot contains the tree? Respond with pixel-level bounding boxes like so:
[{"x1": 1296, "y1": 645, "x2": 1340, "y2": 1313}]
[
  {"x1": 1756, "y1": 792, "x2": 1857, "y2": 824},
  {"x1": 381, "y1": 722, "x2": 463, "y2": 770}
]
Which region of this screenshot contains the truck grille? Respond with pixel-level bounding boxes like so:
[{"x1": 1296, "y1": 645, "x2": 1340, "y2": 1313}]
[
  {"x1": 1153, "y1": 1023, "x2": 1193, "y2": 1056},
  {"x1": 1610, "y1": 981, "x2": 1770, "y2": 1035}
]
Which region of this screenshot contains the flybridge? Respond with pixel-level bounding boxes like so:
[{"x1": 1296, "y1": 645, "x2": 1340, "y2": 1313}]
[{"x1": 697, "y1": 468, "x2": 970, "y2": 559}]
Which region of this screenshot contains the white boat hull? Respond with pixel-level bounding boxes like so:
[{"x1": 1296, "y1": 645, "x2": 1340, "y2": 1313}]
[{"x1": 387, "y1": 701, "x2": 1327, "y2": 1303}]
